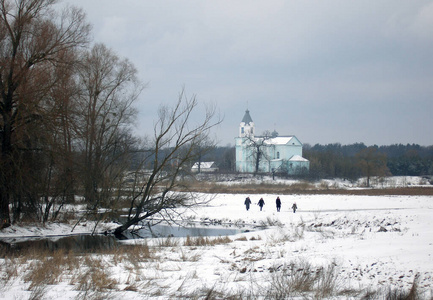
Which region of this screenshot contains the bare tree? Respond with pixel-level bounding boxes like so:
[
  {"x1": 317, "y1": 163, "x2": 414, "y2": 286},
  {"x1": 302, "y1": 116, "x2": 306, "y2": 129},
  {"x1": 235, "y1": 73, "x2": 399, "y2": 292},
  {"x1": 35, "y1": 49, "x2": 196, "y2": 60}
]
[
  {"x1": 113, "y1": 90, "x2": 221, "y2": 236},
  {"x1": 244, "y1": 130, "x2": 273, "y2": 174},
  {"x1": 356, "y1": 146, "x2": 389, "y2": 187},
  {"x1": 74, "y1": 43, "x2": 144, "y2": 211},
  {"x1": 39, "y1": 49, "x2": 81, "y2": 223},
  {"x1": 0, "y1": 0, "x2": 90, "y2": 228}
]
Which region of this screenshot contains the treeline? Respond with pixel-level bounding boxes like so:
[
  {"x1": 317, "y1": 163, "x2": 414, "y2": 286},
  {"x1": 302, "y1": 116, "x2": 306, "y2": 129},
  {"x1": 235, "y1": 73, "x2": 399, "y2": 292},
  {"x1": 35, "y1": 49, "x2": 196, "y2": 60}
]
[
  {"x1": 379, "y1": 144, "x2": 433, "y2": 176},
  {"x1": 304, "y1": 143, "x2": 433, "y2": 179},
  {"x1": 202, "y1": 143, "x2": 433, "y2": 180}
]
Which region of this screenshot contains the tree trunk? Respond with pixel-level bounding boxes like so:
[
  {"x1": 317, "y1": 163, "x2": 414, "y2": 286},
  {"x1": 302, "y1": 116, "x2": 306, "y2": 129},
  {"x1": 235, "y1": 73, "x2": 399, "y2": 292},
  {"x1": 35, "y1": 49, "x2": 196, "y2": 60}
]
[
  {"x1": 113, "y1": 214, "x2": 148, "y2": 237},
  {"x1": 255, "y1": 149, "x2": 261, "y2": 174},
  {"x1": 0, "y1": 107, "x2": 13, "y2": 228},
  {"x1": 0, "y1": 191, "x2": 11, "y2": 229},
  {"x1": 0, "y1": 152, "x2": 12, "y2": 227}
]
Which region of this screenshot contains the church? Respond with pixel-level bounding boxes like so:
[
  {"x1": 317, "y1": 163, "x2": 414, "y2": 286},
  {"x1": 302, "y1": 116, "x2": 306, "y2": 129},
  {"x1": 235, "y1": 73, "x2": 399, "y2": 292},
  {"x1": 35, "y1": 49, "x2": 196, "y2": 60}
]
[{"x1": 235, "y1": 110, "x2": 310, "y2": 175}]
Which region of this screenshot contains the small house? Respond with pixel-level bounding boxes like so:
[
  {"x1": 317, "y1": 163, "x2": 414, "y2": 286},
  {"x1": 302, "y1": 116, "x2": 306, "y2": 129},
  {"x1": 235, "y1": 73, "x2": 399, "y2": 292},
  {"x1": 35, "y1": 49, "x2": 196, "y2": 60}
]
[{"x1": 191, "y1": 161, "x2": 219, "y2": 173}]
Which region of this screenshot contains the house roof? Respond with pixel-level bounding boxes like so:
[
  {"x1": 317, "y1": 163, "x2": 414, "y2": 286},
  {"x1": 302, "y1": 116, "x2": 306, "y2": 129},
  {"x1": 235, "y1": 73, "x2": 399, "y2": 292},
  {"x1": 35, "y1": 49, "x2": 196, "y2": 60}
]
[
  {"x1": 191, "y1": 161, "x2": 216, "y2": 169},
  {"x1": 260, "y1": 136, "x2": 303, "y2": 146},
  {"x1": 241, "y1": 110, "x2": 253, "y2": 125},
  {"x1": 289, "y1": 155, "x2": 309, "y2": 162},
  {"x1": 264, "y1": 136, "x2": 295, "y2": 145}
]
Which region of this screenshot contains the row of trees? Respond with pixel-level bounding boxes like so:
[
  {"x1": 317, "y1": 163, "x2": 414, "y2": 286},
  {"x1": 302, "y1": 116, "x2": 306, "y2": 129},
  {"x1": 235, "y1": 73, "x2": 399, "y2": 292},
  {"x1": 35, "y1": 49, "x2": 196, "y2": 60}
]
[
  {"x1": 0, "y1": 0, "x2": 220, "y2": 232},
  {"x1": 1, "y1": 0, "x2": 91, "y2": 228},
  {"x1": 303, "y1": 143, "x2": 433, "y2": 181},
  {"x1": 201, "y1": 143, "x2": 433, "y2": 183},
  {"x1": 304, "y1": 145, "x2": 389, "y2": 186}
]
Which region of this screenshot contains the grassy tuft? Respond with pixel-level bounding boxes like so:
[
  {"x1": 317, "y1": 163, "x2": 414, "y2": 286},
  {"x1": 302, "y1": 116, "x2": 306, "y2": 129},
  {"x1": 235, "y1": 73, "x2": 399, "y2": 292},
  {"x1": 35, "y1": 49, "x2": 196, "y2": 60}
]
[
  {"x1": 1, "y1": 258, "x2": 19, "y2": 284},
  {"x1": 124, "y1": 243, "x2": 152, "y2": 262},
  {"x1": 266, "y1": 260, "x2": 341, "y2": 298},
  {"x1": 156, "y1": 236, "x2": 179, "y2": 247},
  {"x1": 24, "y1": 249, "x2": 77, "y2": 290},
  {"x1": 249, "y1": 235, "x2": 262, "y2": 241},
  {"x1": 74, "y1": 256, "x2": 118, "y2": 292},
  {"x1": 183, "y1": 235, "x2": 232, "y2": 247}
]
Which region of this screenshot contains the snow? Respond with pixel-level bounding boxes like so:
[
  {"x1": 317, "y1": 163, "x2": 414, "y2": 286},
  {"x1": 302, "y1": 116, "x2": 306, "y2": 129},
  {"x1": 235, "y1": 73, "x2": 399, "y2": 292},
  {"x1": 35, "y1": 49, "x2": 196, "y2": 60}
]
[
  {"x1": 191, "y1": 161, "x2": 216, "y2": 169},
  {"x1": 1, "y1": 177, "x2": 433, "y2": 299},
  {"x1": 289, "y1": 154, "x2": 309, "y2": 162},
  {"x1": 264, "y1": 136, "x2": 294, "y2": 145}
]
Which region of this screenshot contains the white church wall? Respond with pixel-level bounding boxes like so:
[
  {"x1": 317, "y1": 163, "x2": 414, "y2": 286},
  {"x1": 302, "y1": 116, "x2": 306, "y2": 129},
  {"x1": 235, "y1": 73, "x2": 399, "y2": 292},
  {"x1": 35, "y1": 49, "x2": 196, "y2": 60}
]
[{"x1": 235, "y1": 110, "x2": 309, "y2": 175}]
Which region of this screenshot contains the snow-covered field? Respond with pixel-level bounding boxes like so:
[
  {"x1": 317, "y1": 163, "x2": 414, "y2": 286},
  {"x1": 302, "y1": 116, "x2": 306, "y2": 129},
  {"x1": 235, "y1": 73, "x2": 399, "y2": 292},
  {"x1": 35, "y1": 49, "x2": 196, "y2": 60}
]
[{"x1": 1, "y1": 178, "x2": 433, "y2": 299}]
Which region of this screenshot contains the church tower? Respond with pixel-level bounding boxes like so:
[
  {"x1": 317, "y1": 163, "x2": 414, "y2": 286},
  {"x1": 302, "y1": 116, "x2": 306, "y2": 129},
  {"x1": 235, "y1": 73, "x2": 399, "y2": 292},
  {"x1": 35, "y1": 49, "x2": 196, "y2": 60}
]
[
  {"x1": 239, "y1": 109, "x2": 254, "y2": 138},
  {"x1": 236, "y1": 109, "x2": 256, "y2": 173}
]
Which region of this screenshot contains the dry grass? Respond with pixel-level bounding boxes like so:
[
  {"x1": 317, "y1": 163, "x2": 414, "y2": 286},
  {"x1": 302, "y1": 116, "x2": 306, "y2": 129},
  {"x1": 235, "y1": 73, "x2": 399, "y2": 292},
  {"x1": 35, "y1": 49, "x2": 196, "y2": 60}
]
[
  {"x1": 265, "y1": 260, "x2": 342, "y2": 298},
  {"x1": 184, "y1": 179, "x2": 433, "y2": 196},
  {"x1": 29, "y1": 285, "x2": 48, "y2": 300},
  {"x1": 0, "y1": 257, "x2": 20, "y2": 291},
  {"x1": 24, "y1": 249, "x2": 78, "y2": 290},
  {"x1": 258, "y1": 216, "x2": 284, "y2": 228},
  {"x1": 1, "y1": 240, "x2": 429, "y2": 299},
  {"x1": 360, "y1": 274, "x2": 424, "y2": 300},
  {"x1": 109, "y1": 243, "x2": 154, "y2": 272},
  {"x1": 1, "y1": 246, "x2": 122, "y2": 298},
  {"x1": 183, "y1": 235, "x2": 232, "y2": 247},
  {"x1": 179, "y1": 248, "x2": 202, "y2": 262},
  {"x1": 123, "y1": 243, "x2": 152, "y2": 262},
  {"x1": 293, "y1": 223, "x2": 305, "y2": 240},
  {"x1": 156, "y1": 236, "x2": 179, "y2": 247},
  {"x1": 249, "y1": 235, "x2": 262, "y2": 241},
  {"x1": 184, "y1": 180, "x2": 317, "y2": 194},
  {"x1": 73, "y1": 256, "x2": 118, "y2": 291},
  {"x1": 1, "y1": 257, "x2": 18, "y2": 279}
]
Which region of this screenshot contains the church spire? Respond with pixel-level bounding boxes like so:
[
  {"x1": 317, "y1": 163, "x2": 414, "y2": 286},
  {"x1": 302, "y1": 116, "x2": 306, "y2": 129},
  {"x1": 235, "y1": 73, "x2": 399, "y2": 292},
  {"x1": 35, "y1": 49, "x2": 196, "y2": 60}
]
[
  {"x1": 239, "y1": 109, "x2": 254, "y2": 138},
  {"x1": 241, "y1": 109, "x2": 253, "y2": 125}
]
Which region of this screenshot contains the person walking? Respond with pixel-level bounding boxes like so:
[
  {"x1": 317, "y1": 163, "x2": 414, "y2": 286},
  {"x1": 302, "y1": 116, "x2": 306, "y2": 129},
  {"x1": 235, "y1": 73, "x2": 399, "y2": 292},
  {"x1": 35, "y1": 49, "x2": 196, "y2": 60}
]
[
  {"x1": 292, "y1": 202, "x2": 298, "y2": 213},
  {"x1": 276, "y1": 196, "x2": 281, "y2": 212},
  {"x1": 258, "y1": 198, "x2": 265, "y2": 211},
  {"x1": 244, "y1": 197, "x2": 252, "y2": 211}
]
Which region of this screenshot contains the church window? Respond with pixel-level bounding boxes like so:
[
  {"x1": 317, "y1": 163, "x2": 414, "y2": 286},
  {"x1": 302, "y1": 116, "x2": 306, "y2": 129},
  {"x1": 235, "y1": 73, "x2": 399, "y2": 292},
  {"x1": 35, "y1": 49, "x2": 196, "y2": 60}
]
[
  {"x1": 241, "y1": 127, "x2": 244, "y2": 134},
  {"x1": 277, "y1": 152, "x2": 280, "y2": 159}
]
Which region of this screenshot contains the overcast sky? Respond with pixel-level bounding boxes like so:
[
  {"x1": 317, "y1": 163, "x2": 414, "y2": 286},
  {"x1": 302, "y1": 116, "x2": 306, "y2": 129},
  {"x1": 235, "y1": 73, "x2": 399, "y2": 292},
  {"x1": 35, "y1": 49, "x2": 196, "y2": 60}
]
[{"x1": 63, "y1": 1, "x2": 433, "y2": 146}]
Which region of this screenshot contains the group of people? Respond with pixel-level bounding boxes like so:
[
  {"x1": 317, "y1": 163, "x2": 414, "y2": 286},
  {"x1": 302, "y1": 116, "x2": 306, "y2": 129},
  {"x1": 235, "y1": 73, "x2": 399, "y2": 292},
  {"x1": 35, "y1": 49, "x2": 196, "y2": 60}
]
[{"x1": 244, "y1": 196, "x2": 297, "y2": 213}]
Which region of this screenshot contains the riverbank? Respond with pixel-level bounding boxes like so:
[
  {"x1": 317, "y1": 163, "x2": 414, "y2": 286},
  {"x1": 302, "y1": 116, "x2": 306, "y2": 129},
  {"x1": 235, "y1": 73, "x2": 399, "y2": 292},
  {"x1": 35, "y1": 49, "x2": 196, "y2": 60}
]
[{"x1": 1, "y1": 192, "x2": 432, "y2": 299}]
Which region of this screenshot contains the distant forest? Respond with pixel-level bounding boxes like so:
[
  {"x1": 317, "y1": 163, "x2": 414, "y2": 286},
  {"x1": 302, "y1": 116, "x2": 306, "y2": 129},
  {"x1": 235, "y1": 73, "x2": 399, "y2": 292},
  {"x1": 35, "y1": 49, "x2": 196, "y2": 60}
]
[{"x1": 203, "y1": 143, "x2": 433, "y2": 180}]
